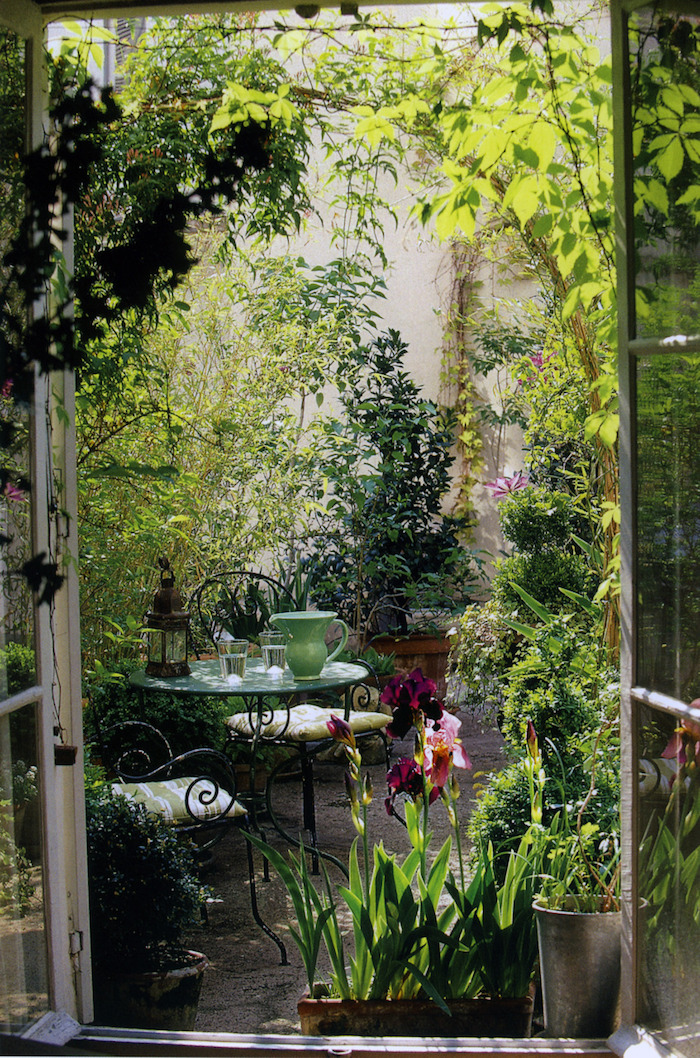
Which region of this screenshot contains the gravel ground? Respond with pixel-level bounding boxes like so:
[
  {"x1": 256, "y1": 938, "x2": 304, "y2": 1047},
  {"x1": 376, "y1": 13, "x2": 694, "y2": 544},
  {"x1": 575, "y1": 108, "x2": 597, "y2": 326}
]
[{"x1": 183, "y1": 709, "x2": 507, "y2": 1036}]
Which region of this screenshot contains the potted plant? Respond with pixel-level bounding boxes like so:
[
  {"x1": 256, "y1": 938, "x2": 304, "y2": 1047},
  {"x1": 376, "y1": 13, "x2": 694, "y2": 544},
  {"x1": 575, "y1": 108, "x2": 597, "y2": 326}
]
[
  {"x1": 86, "y1": 783, "x2": 208, "y2": 1030},
  {"x1": 637, "y1": 713, "x2": 700, "y2": 1029},
  {"x1": 248, "y1": 669, "x2": 539, "y2": 1037},
  {"x1": 308, "y1": 330, "x2": 480, "y2": 694},
  {"x1": 528, "y1": 722, "x2": 622, "y2": 1038}
]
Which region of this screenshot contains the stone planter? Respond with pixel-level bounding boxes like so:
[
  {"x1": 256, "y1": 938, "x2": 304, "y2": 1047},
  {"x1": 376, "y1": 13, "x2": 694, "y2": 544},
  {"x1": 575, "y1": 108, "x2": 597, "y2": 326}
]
[
  {"x1": 534, "y1": 899, "x2": 621, "y2": 1037},
  {"x1": 297, "y1": 993, "x2": 534, "y2": 1037},
  {"x1": 92, "y1": 950, "x2": 208, "y2": 1030},
  {"x1": 370, "y1": 634, "x2": 452, "y2": 699}
]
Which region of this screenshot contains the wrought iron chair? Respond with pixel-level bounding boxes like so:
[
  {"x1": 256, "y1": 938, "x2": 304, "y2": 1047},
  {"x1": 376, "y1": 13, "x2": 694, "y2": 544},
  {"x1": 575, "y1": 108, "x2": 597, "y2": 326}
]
[
  {"x1": 95, "y1": 717, "x2": 287, "y2": 963},
  {"x1": 189, "y1": 568, "x2": 299, "y2": 655},
  {"x1": 189, "y1": 570, "x2": 391, "y2": 870}
]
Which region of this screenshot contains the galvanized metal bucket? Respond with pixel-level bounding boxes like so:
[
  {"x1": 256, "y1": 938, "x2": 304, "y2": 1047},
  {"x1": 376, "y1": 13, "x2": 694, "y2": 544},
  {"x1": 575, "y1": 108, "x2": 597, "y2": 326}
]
[{"x1": 534, "y1": 900, "x2": 621, "y2": 1038}]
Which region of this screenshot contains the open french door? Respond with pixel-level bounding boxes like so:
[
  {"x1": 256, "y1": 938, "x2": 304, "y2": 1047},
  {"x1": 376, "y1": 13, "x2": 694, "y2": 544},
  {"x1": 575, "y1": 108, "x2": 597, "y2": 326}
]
[
  {"x1": 612, "y1": 2, "x2": 700, "y2": 1055},
  {"x1": 0, "y1": 0, "x2": 91, "y2": 1035}
]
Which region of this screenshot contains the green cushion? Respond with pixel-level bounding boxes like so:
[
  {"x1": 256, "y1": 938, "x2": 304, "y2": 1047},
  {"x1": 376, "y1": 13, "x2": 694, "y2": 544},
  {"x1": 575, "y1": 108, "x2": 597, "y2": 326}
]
[
  {"x1": 112, "y1": 776, "x2": 246, "y2": 824},
  {"x1": 226, "y1": 703, "x2": 389, "y2": 742}
]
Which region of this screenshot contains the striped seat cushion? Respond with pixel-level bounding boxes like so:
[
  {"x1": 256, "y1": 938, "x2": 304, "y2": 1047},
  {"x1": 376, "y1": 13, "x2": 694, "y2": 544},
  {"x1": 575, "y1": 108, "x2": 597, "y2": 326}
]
[
  {"x1": 226, "y1": 703, "x2": 389, "y2": 742},
  {"x1": 112, "y1": 776, "x2": 247, "y2": 824}
]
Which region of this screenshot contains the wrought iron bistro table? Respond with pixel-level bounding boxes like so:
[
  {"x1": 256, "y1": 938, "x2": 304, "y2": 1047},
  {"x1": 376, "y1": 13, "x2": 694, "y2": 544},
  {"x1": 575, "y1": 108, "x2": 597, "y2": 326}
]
[{"x1": 129, "y1": 658, "x2": 386, "y2": 870}]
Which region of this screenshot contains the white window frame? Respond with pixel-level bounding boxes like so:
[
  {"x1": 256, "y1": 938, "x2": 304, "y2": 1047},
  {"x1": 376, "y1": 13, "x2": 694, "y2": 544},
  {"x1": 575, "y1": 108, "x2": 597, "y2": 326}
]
[
  {"x1": 5, "y1": 1, "x2": 697, "y2": 1053},
  {"x1": 0, "y1": 0, "x2": 92, "y2": 1027}
]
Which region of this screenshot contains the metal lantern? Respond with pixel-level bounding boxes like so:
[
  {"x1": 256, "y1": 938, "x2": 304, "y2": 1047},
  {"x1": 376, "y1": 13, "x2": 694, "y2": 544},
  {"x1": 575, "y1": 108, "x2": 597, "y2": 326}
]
[{"x1": 144, "y1": 558, "x2": 191, "y2": 678}]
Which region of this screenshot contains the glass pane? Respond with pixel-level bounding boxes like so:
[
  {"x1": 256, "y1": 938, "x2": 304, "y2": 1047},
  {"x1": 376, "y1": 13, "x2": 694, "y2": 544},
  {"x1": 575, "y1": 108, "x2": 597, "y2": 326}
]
[
  {"x1": 638, "y1": 703, "x2": 700, "y2": 1057},
  {"x1": 630, "y1": 8, "x2": 700, "y2": 339},
  {"x1": 636, "y1": 354, "x2": 700, "y2": 701},
  {"x1": 0, "y1": 703, "x2": 48, "y2": 1032},
  {"x1": 0, "y1": 26, "x2": 35, "y2": 702}
]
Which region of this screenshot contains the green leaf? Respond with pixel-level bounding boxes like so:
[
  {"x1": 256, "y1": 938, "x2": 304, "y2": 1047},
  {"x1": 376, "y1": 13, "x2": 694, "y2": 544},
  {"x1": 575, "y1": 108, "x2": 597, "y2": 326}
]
[
  {"x1": 508, "y1": 582, "x2": 555, "y2": 624},
  {"x1": 653, "y1": 134, "x2": 685, "y2": 181}
]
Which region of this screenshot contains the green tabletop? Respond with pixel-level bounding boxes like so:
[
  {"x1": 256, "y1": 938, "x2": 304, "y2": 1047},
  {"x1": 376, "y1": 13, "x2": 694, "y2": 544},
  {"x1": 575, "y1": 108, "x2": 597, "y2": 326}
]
[{"x1": 129, "y1": 658, "x2": 368, "y2": 698}]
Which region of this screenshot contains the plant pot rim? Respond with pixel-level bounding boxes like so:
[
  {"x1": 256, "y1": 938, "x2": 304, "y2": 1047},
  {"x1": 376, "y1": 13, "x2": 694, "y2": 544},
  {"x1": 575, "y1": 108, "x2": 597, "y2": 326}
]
[
  {"x1": 299, "y1": 991, "x2": 534, "y2": 1008},
  {"x1": 95, "y1": 949, "x2": 208, "y2": 982},
  {"x1": 533, "y1": 898, "x2": 620, "y2": 916}
]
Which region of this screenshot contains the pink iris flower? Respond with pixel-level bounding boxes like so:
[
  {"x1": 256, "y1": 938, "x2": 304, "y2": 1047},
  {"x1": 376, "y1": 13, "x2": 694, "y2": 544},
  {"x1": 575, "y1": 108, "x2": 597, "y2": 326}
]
[
  {"x1": 661, "y1": 712, "x2": 700, "y2": 769},
  {"x1": 423, "y1": 711, "x2": 471, "y2": 790}
]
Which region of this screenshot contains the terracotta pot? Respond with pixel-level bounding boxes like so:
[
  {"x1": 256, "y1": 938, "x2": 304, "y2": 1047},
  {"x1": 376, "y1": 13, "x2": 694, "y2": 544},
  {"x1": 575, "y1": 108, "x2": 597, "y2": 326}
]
[
  {"x1": 297, "y1": 993, "x2": 534, "y2": 1037},
  {"x1": 234, "y1": 764, "x2": 269, "y2": 795},
  {"x1": 92, "y1": 950, "x2": 208, "y2": 1030},
  {"x1": 370, "y1": 634, "x2": 452, "y2": 698}
]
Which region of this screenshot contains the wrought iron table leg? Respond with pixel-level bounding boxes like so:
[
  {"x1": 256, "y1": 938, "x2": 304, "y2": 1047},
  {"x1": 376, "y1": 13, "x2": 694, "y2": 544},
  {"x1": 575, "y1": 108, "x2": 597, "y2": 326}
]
[
  {"x1": 299, "y1": 751, "x2": 320, "y2": 874},
  {"x1": 264, "y1": 754, "x2": 348, "y2": 877},
  {"x1": 244, "y1": 825, "x2": 287, "y2": 965}
]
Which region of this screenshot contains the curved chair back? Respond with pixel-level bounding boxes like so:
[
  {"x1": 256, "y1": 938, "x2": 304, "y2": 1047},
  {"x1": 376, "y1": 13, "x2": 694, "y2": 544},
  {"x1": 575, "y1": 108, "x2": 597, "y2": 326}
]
[{"x1": 189, "y1": 570, "x2": 298, "y2": 656}]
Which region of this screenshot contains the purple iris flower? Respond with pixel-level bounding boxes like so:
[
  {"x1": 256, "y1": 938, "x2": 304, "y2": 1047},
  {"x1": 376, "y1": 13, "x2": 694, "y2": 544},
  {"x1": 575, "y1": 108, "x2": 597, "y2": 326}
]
[
  {"x1": 381, "y1": 668, "x2": 443, "y2": 739},
  {"x1": 385, "y1": 756, "x2": 436, "y2": 814},
  {"x1": 327, "y1": 714, "x2": 355, "y2": 748}
]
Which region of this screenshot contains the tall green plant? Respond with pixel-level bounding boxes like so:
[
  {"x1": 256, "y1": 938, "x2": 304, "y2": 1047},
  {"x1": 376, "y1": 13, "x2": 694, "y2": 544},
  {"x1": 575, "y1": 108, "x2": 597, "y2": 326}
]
[
  {"x1": 77, "y1": 246, "x2": 382, "y2": 663},
  {"x1": 309, "y1": 329, "x2": 475, "y2": 644}
]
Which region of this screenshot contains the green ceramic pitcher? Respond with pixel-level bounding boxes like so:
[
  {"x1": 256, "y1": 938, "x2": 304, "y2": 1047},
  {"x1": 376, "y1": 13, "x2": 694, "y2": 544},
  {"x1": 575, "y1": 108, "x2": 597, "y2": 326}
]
[{"x1": 269, "y1": 611, "x2": 349, "y2": 681}]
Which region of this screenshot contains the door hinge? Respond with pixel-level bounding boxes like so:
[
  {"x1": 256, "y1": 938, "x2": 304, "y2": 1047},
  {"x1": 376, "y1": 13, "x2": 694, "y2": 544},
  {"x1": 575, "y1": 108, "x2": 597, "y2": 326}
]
[{"x1": 69, "y1": 930, "x2": 83, "y2": 956}]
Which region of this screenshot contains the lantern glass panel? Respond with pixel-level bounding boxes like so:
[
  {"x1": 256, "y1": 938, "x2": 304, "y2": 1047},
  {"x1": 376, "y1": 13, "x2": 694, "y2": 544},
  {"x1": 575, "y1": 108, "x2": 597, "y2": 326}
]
[{"x1": 166, "y1": 628, "x2": 188, "y2": 664}]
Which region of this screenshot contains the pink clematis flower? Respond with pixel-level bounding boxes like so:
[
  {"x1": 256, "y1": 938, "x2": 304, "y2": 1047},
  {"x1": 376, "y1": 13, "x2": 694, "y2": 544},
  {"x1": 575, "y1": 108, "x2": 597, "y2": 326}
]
[
  {"x1": 484, "y1": 471, "x2": 530, "y2": 499},
  {"x1": 423, "y1": 711, "x2": 471, "y2": 790},
  {"x1": 3, "y1": 482, "x2": 26, "y2": 503}
]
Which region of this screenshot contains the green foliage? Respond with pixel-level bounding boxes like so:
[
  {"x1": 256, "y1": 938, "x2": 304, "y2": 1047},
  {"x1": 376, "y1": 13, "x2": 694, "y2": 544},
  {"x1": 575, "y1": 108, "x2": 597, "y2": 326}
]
[
  {"x1": 494, "y1": 552, "x2": 595, "y2": 612},
  {"x1": 501, "y1": 645, "x2": 598, "y2": 773},
  {"x1": 449, "y1": 600, "x2": 521, "y2": 719},
  {"x1": 467, "y1": 589, "x2": 620, "y2": 878},
  {"x1": 446, "y1": 834, "x2": 540, "y2": 999},
  {"x1": 0, "y1": 817, "x2": 34, "y2": 918},
  {"x1": 536, "y1": 811, "x2": 620, "y2": 913},
  {"x1": 0, "y1": 760, "x2": 38, "y2": 807},
  {"x1": 76, "y1": 247, "x2": 377, "y2": 664},
  {"x1": 498, "y1": 487, "x2": 586, "y2": 554},
  {"x1": 468, "y1": 761, "x2": 544, "y2": 872},
  {"x1": 421, "y1": 7, "x2": 616, "y2": 356},
  {"x1": 83, "y1": 660, "x2": 230, "y2": 756},
  {"x1": 492, "y1": 487, "x2": 596, "y2": 612},
  {"x1": 309, "y1": 329, "x2": 477, "y2": 642},
  {"x1": 499, "y1": 590, "x2": 619, "y2": 767},
  {"x1": 249, "y1": 802, "x2": 538, "y2": 1003},
  {"x1": 86, "y1": 785, "x2": 203, "y2": 972},
  {"x1": 0, "y1": 643, "x2": 36, "y2": 697},
  {"x1": 640, "y1": 719, "x2": 700, "y2": 955}
]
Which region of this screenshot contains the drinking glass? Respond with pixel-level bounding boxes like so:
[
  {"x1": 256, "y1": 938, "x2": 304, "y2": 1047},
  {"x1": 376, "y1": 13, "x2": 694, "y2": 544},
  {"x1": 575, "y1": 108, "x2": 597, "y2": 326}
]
[
  {"x1": 259, "y1": 631, "x2": 286, "y2": 675},
  {"x1": 217, "y1": 639, "x2": 248, "y2": 682}
]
